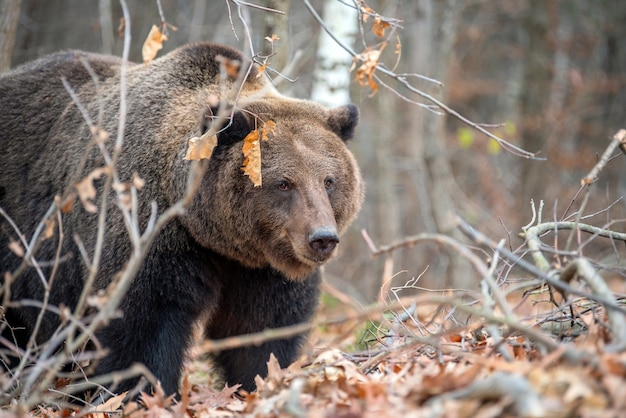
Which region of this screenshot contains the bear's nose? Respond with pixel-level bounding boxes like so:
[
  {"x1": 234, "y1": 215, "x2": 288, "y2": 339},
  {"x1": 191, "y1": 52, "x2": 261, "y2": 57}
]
[{"x1": 308, "y1": 227, "x2": 339, "y2": 256}]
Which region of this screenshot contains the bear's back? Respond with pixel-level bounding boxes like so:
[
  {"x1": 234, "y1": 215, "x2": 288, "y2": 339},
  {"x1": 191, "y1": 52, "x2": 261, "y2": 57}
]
[
  {"x1": 0, "y1": 51, "x2": 124, "y2": 144},
  {"x1": 0, "y1": 51, "x2": 124, "y2": 220}
]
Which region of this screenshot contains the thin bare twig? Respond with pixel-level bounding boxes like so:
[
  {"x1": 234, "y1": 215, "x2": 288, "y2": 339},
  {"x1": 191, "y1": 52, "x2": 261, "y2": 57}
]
[{"x1": 301, "y1": 0, "x2": 541, "y2": 160}]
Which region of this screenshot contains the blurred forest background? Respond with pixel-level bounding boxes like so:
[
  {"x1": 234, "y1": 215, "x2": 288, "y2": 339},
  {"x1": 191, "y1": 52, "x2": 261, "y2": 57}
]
[{"x1": 1, "y1": 0, "x2": 625, "y2": 302}]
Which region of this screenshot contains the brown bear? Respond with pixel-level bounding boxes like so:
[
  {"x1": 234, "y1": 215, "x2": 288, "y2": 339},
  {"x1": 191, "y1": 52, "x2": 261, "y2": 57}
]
[{"x1": 0, "y1": 42, "x2": 363, "y2": 398}]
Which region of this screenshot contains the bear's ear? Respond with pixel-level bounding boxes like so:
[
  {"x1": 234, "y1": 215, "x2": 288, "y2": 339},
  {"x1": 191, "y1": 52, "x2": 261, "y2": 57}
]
[
  {"x1": 327, "y1": 104, "x2": 359, "y2": 142},
  {"x1": 203, "y1": 106, "x2": 252, "y2": 149}
]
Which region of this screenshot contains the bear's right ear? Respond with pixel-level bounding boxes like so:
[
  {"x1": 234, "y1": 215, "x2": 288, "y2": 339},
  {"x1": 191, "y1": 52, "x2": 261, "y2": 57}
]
[{"x1": 202, "y1": 106, "x2": 252, "y2": 150}]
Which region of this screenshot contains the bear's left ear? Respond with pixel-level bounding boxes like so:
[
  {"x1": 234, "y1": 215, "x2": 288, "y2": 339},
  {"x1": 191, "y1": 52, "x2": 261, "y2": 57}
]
[
  {"x1": 203, "y1": 106, "x2": 252, "y2": 149},
  {"x1": 327, "y1": 104, "x2": 359, "y2": 142}
]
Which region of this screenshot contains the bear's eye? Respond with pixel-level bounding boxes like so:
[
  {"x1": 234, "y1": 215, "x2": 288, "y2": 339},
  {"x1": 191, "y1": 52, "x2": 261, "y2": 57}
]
[
  {"x1": 324, "y1": 177, "x2": 335, "y2": 190},
  {"x1": 277, "y1": 180, "x2": 291, "y2": 191}
]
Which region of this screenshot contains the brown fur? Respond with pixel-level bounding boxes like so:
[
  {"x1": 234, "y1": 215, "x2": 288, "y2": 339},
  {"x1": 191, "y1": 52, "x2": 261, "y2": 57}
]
[{"x1": 0, "y1": 42, "x2": 363, "y2": 395}]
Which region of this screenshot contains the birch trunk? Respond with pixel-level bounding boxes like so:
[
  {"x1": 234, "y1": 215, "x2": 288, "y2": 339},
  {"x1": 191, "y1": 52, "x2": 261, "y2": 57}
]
[{"x1": 310, "y1": 0, "x2": 357, "y2": 107}]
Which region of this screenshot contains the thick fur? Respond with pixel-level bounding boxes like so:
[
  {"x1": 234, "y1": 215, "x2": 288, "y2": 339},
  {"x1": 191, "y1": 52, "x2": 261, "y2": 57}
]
[{"x1": 0, "y1": 43, "x2": 363, "y2": 396}]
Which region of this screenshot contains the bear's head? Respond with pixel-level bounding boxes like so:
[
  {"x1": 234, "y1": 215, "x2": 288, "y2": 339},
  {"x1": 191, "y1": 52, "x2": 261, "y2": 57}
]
[{"x1": 184, "y1": 97, "x2": 363, "y2": 280}]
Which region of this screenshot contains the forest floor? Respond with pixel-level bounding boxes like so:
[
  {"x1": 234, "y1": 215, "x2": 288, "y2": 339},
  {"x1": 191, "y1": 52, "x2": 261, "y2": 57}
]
[{"x1": 22, "y1": 277, "x2": 625, "y2": 418}]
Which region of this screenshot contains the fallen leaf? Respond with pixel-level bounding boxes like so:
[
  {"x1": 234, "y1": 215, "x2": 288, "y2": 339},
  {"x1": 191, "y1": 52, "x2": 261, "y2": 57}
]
[
  {"x1": 87, "y1": 392, "x2": 126, "y2": 418},
  {"x1": 140, "y1": 382, "x2": 175, "y2": 410},
  {"x1": 189, "y1": 384, "x2": 241, "y2": 412}
]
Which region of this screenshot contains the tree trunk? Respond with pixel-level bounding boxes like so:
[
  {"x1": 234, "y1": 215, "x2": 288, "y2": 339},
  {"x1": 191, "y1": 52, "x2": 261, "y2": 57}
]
[
  {"x1": 261, "y1": 0, "x2": 290, "y2": 73},
  {"x1": 408, "y1": 0, "x2": 472, "y2": 288},
  {"x1": 0, "y1": 0, "x2": 22, "y2": 72},
  {"x1": 310, "y1": 0, "x2": 356, "y2": 107},
  {"x1": 518, "y1": 0, "x2": 553, "y2": 205}
]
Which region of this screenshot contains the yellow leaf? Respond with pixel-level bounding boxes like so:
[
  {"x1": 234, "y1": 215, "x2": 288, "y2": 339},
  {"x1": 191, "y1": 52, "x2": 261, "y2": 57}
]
[
  {"x1": 487, "y1": 138, "x2": 501, "y2": 155},
  {"x1": 142, "y1": 24, "x2": 167, "y2": 63},
  {"x1": 185, "y1": 132, "x2": 218, "y2": 160},
  {"x1": 242, "y1": 130, "x2": 262, "y2": 187},
  {"x1": 457, "y1": 127, "x2": 474, "y2": 148},
  {"x1": 504, "y1": 121, "x2": 517, "y2": 136}
]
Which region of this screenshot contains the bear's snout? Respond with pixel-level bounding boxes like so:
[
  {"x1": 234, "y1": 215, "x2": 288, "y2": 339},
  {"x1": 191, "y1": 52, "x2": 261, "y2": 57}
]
[{"x1": 308, "y1": 226, "x2": 339, "y2": 258}]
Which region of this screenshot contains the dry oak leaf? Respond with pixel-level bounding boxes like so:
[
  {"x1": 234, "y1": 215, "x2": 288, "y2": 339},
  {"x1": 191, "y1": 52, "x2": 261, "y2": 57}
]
[
  {"x1": 87, "y1": 392, "x2": 126, "y2": 418},
  {"x1": 75, "y1": 167, "x2": 110, "y2": 213},
  {"x1": 142, "y1": 24, "x2": 168, "y2": 63},
  {"x1": 372, "y1": 17, "x2": 391, "y2": 37},
  {"x1": 352, "y1": 48, "x2": 381, "y2": 95},
  {"x1": 242, "y1": 120, "x2": 274, "y2": 187},
  {"x1": 185, "y1": 131, "x2": 218, "y2": 160},
  {"x1": 242, "y1": 129, "x2": 262, "y2": 187}
]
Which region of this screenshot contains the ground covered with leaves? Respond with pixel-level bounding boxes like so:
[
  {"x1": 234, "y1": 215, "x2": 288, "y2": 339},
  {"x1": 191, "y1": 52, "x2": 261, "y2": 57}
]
[{"x1": 13, "y1": 278, "x2": 621, "y2": 418}]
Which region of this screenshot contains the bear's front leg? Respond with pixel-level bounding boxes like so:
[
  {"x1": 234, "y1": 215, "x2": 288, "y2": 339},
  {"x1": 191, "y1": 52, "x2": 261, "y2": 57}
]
[
  {"x1": 206, "y1": 266, "x2": 321, "y2": 392},
  {"x1": 92, "y1": 257, "x2": 217, "y2": 397}
]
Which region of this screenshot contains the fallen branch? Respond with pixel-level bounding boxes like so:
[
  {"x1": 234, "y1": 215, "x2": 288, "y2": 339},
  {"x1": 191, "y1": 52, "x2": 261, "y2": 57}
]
[{"x1": 427, "y1": 371, "x2": 545, "y2": 417}]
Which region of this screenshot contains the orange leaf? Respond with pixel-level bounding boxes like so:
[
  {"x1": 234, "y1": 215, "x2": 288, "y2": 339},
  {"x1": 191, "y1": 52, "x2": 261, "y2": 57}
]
[
  {"x1": 372, "y1": 17, "x2": 390, "y2": 37},
  {"x1": 257, "y1": 62, "x2": 267, "y2": 77},
  {"x1": 242, "y1": 130, "x2": 262, "y2": 187},
  {"x1": 216, "y1": 55, "x2": 241, "y2": 79},
  {"x1": 142, "y1": 24, "x2": 167, "y2": 63},
  {"x1": 353, "y1": 48, "x2": 381, "y2": 95},
  {"x1": 185, "y1": 132, "x2": 218, "y2": 160}
]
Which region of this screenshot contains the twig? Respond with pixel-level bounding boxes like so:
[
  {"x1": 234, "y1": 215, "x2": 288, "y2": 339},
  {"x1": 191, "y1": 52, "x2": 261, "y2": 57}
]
[
  {"x1": 457, "y1": 216, "x2": 626, "y2": 315},
  {"x1": 427, "y1": 371, "x2": 545, "y2": 417},
  {"x1": 565, "y1": 129, "x2": 625, "y2": 251},
  {"x1": 581, "y1": 129, "x2": 626, "y2": 186},
  {"x1": 301, "y1": 0, "x2": 541, "y2": 160},
  {"x1": 560, "y1": 258, "x2": 626, "y2": 348}
]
